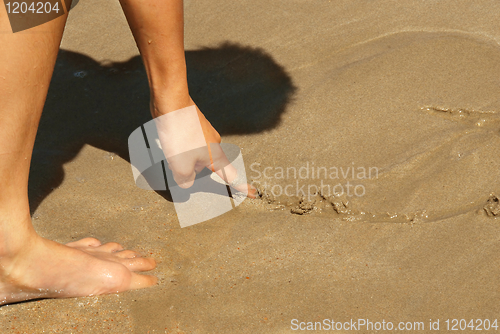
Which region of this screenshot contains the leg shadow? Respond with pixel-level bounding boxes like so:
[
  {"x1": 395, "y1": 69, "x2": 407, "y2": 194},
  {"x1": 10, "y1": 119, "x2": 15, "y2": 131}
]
[{"x1": 29, "y1": 42, "x2": 296, "y2": 212}]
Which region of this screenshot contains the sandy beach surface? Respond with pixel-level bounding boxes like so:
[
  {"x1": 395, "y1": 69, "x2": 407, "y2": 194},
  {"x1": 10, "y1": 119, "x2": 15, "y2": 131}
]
[{"x1": 2, "y1": 0, "x2": 500, "y2": 332}]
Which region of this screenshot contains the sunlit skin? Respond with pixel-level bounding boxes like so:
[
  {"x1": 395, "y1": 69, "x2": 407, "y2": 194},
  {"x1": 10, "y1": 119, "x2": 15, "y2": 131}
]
[
  {"x1": 0, "y1": 0, "x2": 254, "y2": 305},
  {"x1": 120, "y1": 0, "x2": 257, "y2": 193}
]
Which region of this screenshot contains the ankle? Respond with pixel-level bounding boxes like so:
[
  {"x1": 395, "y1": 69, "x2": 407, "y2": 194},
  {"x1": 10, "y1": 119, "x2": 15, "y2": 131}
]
[{"x1": 0, "y1": 212, "x2": 39, "y2": 258}]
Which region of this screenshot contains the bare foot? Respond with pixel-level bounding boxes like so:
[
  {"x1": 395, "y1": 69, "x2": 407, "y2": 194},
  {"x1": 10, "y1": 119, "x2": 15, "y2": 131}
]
[{"x1": 0, "y1": 234, "x2": 156, "y2": 305}]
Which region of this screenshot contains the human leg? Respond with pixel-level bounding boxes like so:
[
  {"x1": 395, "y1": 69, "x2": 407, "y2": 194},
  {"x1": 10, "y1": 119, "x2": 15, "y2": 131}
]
[{"x1": 0, "y1": 5, "x2": 156, "y2": 306}]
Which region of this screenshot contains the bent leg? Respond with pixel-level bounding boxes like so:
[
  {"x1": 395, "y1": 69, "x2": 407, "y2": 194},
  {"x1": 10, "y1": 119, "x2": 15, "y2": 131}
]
[{"x1": 0, "y1": 6, "x2": 156, "y2": 306}]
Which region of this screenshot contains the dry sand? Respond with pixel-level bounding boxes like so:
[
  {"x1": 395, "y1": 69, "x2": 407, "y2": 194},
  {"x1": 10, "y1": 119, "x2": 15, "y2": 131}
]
[{"x1": 2, "y1": 0, "x2": 500, "y2": 332}]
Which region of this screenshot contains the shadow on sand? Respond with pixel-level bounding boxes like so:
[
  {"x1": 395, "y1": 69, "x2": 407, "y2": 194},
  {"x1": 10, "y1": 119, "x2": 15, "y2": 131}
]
[{"x1": 29, "y1": 42, "x2": 296, "y2": 212}]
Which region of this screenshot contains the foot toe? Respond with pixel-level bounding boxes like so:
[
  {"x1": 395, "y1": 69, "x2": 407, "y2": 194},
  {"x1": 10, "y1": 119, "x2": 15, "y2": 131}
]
[
  {"x1": 115, "y1": 250, "x2": 141, "y2": 259},
  {"x1": 120, "y1": 257, "x2": 156, "y2": 272},
  {"x1": 66, "y1": 237, "x2": 102, "y2": 248},
  {"x1": 97, "y1": 242, "x2": 125, "y2": 253},
  {"x1": 128, "y1": 272, "x2": 158, "y2": 290}
]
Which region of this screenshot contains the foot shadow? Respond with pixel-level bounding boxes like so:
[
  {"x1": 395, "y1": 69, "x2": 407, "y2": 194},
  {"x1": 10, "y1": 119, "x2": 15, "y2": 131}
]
[{"x1": 29, "y1": 42, "x2": 296, "y2": 213}]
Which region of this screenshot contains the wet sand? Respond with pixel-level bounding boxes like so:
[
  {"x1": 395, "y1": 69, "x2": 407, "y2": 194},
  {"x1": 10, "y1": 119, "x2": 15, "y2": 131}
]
[{"x1": 2, "y1": 0, "x2": 500, "y2": 332}]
